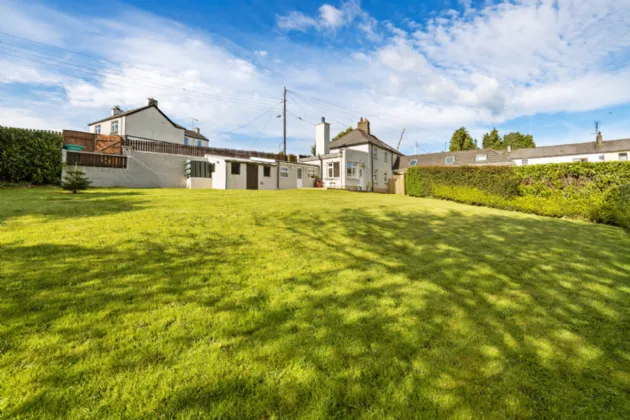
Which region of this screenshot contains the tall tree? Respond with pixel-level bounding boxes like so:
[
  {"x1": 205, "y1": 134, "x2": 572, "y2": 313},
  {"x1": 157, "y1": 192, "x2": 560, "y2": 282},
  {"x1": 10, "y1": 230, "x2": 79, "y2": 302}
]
[
  {"x1": 449, "y1": 127, "x2": 478, "y2": 151},
  {"x1": 332, "y1": 127, "x2": 353, "y2": 142},
  {"x1": 482, "y1": 128, "x2": 502, "y2": 149},
  {"x1": 503, "y1": 132, "x2": 535, "y2": 150},
  {"x1": 311, "y1": 143, "x2": 316, "y2": 156}
]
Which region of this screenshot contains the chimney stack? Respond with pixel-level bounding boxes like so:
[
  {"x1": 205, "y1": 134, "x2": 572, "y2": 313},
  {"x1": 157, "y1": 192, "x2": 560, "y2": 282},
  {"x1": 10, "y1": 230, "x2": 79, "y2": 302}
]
[
  {"x1": 148, "y1": 97, "x2": 158, "y2": 107},
  {"x1": 315, "y1": 117, "x2": 330, "y2": 156},
  {"x1": 507, "y1": 144, "x2": 512, "y2": 153},
  {"x1": 358, "y1": 117, "x2": 370, "y2": 135},
  {"x1": 111, "y1": 106, "x2": 122, "y2": 116},
  {"x1": 194, "y1": 127, "x2": 201, "y2": 134},
  {"x1": 596, "y1": 131, "x2": 603, "y2": 147}
]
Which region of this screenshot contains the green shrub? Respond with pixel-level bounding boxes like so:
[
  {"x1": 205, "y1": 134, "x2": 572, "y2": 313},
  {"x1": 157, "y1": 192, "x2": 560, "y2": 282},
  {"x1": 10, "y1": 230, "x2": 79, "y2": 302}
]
[
  {"x1": 61, "y1": 165, "x2": 92, "y2": 194},
  {"x1": 406, "y1": 162, "x2": 630, "y2": 223},
  {"x1": 598, "y1": 184, "x2": 630, "y2": 228},
  {"x1": 0, "y1": 126, "x2": 63, "y2": 185}
]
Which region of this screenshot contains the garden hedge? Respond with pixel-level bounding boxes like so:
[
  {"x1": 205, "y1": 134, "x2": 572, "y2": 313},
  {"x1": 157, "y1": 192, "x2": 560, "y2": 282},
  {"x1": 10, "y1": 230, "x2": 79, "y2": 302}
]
[
  {"x1": 406, "y1": 162, "x2": 630, "y2": 226},
  {"x1": 0, "y1": 126, "x2": 63, "y2": 185}
]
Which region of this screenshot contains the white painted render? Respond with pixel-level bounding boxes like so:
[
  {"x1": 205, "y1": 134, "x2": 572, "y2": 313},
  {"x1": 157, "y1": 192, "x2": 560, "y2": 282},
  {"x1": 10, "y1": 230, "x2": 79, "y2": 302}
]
[
  {"x1": 316, "y1": 120, "x2": 331, "y2": 156},
  {"x1": 513, "y1": 151, "x2": 630, "y2": 166},
  {"x1": 90, "y1": 117, "x2": 124, "y2": 136}
]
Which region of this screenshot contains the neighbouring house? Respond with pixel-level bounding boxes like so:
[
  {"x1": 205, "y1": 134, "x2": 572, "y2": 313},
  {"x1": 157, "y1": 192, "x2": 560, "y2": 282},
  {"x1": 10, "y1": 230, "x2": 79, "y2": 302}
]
[
  {"x1": 299, "y1": 117, "x2": 402, "y2": 192},
  {"x1": 207, "y1": 156, "x2": 319, "y2": 190},
  {"x1": 508, "y1": 133, "x2": 630, "y2": 165},
  {"x1": 87, "y1": 98, "x2": 210, "y2": 147},
  {"x1": 395, "y1": 133, "x2": 630, "y2": 171}
]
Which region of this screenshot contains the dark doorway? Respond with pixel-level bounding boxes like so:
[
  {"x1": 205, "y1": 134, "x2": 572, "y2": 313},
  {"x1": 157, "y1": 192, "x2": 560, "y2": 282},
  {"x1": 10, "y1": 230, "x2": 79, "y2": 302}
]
[{"x1": 246, "y1": 164, "x2": 259, "y2": 190}]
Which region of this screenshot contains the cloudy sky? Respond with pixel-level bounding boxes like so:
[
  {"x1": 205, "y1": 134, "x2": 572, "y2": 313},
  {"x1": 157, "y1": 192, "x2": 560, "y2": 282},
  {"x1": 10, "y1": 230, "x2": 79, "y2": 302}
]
[{"x1": 1, "y1": 0, "x2": 630, "y2": 155}]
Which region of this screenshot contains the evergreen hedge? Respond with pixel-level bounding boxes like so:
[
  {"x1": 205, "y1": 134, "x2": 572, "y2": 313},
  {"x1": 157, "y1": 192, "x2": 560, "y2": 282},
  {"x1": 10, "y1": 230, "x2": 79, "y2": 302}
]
[
  {"x1": 406, "y1": 162, "x2": 630, "y2": 226},
  {"x1": 0, "y1": 126, "x2": 63, "y2": 185}
]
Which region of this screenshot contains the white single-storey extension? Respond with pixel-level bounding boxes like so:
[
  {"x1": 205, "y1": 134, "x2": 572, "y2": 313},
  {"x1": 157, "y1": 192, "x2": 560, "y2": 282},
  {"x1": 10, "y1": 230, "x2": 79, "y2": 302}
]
[{"x1": 207, "y1": 155, "x2": 319, "y2": 190}]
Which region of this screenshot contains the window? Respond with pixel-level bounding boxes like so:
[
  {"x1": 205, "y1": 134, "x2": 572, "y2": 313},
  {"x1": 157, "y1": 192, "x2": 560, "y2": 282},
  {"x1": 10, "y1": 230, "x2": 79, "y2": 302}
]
[
  {"x1": 522, "y1": 159, "x2": 528, "y2": 166},
  {"x1": 111, "y1": 120, "x2": 119, "y2": 134},
  {"x1": 384, "y1": 171, "x2": 388, "y2": 183},
  {"x1": 384, "y1": 151, "x2": 388, "y2": 163},
  {"x1": 327, "y1": 162, "x2": 340, "y2": 178},
  {"x1": 444, "y1": 156, "x2": 455, "y2": 164},
  {"x1": 263, "y1": 166, "x2": 271, "y2": 177},
  {"x1": 599, "y1": 155, "x2": 605, "y2": 162},
  {"x1": 280, "y1": 167, "x2": 289, "y2": 177},
  {"x1": 373, "y1": 169, "x2": 378, "y2": 183},
  {"x1": 373, "y1": 147, "x2": 378, "y2": 160},
  {"x1": 619, "y1": 153, "x2": 628, "y2": 162},
  {"x1": 475, "y1": 154, "x2": 487, "y2": 162},
  {"x1": 184, "y1": 137, "x2": 189, "y2": 146},
  {"x1": 231, "y1": 162, "x2": 240, "y2": 175},
  {"x1": 346, "y1": 162, "x2": 357, "y2": 178},
  {"x1": 409, "y1": 159, "x2": 418, "y2": 167},
  {"x1": 308, "y1": 169, "x2": 316, "y2": 179},
  {"x1": 573, "y1": 157, "x2": 587, "y2": 162},
  {"x1": 95, "y1": 125, "x2": 101, "y2": 134},
  {"x1": 197, "y1": 140, "x2": 202, "y2": 147}
]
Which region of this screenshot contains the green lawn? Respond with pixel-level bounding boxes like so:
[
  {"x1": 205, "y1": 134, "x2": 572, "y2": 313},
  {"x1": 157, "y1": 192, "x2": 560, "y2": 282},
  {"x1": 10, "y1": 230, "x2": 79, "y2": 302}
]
[{"x1": 1, "y1": 188, "x2": 629, "y2": 419}]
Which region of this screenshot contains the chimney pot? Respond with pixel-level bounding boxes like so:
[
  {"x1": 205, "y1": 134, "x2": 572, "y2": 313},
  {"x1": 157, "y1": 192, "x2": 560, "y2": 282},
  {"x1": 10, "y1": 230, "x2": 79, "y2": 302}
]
[
  {"x1": 596, "y1": 131, "x2": 603, "y2": 146},
  {"x1": 148, "y1": 97, "x2": 158, "y2": 107},
  {"x1": 194, "y1": 127, "x2": 200, "y2": 134},
  {"x1": 321, "y1": 117, "x2": 325, "y2": 123},
  {"x1": 111, "y1": 106, "x2": 122, "y2": 116}
]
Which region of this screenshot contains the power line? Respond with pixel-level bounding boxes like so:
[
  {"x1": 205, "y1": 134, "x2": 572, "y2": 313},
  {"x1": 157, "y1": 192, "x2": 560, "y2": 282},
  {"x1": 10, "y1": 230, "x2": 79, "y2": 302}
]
[{"x1": 218, "y1": 101, "x2": 283, "y2": 135}]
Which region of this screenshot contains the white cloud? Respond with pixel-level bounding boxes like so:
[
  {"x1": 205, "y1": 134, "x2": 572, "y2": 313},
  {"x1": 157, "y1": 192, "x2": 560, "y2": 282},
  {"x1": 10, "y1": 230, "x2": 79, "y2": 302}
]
[
  {"x1": 255, "y1": 50, "x2": 268, "y2": 57},
  {"x1": 318, "y1": 5, "x2": 345, "y2": 29}
]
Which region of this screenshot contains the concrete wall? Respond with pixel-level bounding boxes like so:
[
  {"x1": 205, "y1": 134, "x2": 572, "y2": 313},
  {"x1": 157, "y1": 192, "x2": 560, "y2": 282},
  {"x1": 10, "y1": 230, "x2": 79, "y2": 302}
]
[
  {"x1": 63, "y1": 150, "x2": 208, "y2": 188},
  {"x1": 226, "y1": 162, "x2": 247, "y2": 190},
  {"x1": 187, "y1": 178, "x2": 212, "y2": 189},
  {"x1": 513, "y1": 151, "x2": 630, "y2": 166},
  {"x1": 258, "y1": 164, "x2": 278, "y2": 190},
  {"x1": 125, "y1": 107, "x2": 185, "y2": 144}
]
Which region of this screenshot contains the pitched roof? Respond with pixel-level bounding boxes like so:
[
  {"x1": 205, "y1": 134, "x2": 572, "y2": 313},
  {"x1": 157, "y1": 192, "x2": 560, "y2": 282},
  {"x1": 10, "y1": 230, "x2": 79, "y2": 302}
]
[
  {"x1": 395, "y1": 149, "x2": 513, "y2": 170},
  {"x1": 508, "y1": 138, "x2": 630, "y2": 159},
  {"x1": 328, "y1": 129, "x2": 402, "y2": 155},
  {"x1": 88, "y1": 104, "x2": 184, "y2": 131},
  {"x1": 184, "y1": 129, "x2": 209, "y2": 141}
]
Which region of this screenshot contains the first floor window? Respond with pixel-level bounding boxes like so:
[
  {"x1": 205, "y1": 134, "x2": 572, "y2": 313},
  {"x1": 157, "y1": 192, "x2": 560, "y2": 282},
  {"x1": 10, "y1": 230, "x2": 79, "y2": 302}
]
[
  {"x1": 111, "y1": 120, "x2": 119, "y2": 134},
  {"x1": 184, "y1": 137, "x2": 189, "y2": 146},
  {"x1": 197, "y1": 140, "x2": 202, "y2": 147},
  {"x1": 384, "y1": 172, "x2": 388, "y2": 183},
  {"x1": 620, "y1": 153, "x2": 628, "y2": 162},
  {"x1": 346, "y1": 162, "x2": 357, "y2": 178},
  {"x1": 280, "y1": 167, "x2": 289, "y2": 177},
  {"x1": 384, "y1": 151, "x2": 388, "y2": 163},
  {"x1": 373, "y1": 169, "x2": 378, "y2": 183},
  {"x1": 231, "y1": 162, "x2": 240, "y2": 175},
  {"x1": 373, "y1": 147, "x2": 378, "y2": 160},
  {"x1": 263, "y1": 166, "x2": 271, "y2": 177},
  {"x1": 95, "y1": 125, "x2": 101, "y2": 134}
]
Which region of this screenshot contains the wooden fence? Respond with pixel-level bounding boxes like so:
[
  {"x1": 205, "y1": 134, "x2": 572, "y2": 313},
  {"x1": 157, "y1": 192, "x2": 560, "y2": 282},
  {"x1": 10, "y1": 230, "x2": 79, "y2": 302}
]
[
  {"x1": 123, "y1": 136, "x2": 302, "y2": 162},
  {"x1": 66, "y1": 151, "x2": 127, "y2": 169}
]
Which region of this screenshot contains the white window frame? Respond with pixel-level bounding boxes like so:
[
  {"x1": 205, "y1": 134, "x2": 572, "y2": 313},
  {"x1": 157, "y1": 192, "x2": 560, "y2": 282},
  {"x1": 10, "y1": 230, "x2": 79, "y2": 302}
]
[
  {"x1": 619, "y1": 153, "x2": 628, "y2": 162},
  {"x1": 280, "y1": 167, "x2": 289, "y2": 178},
  {"x1": 308, "y1": 169, "x2": 316, "y2": 179},
  {"x1": 384, "y1": 171, "x2": 388, "y2": 183},
  {"x1": 373, "y1": 147, "x2": 378, "y2": 160},
  {"x1": 475, "y1": 154, "x2": 487, "y2": 162},
  {"x1": 409, "y1": 159, "x2": 418, "y2": 167},
  {"x1": 327, "y1": 162, "x2": 334, "y2": 178},
  {"x1": 384, "y1": 151, "x2": 388, "y2": 163},
  {"x1": 346, "y1": 162, "x2": 357, "y2": 178},
  {"x1": 111, "y1": 120, "x2": 119, "y2": 134},
  {"x1": 373, "y1": 169, "x2": 378, "y2": 183},
  {"x1": 444, "y1": 156, "x2": 455, "y2": 164},
  {"x1": 95, "y1": 125, "x2": 101, "y2": 134}
]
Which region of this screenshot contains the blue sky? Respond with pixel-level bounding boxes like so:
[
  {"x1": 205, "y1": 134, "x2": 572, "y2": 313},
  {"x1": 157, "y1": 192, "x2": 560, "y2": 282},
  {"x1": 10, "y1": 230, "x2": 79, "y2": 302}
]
[{"x1": 1, "y1": 0, "x2": 630, "y2": 155}]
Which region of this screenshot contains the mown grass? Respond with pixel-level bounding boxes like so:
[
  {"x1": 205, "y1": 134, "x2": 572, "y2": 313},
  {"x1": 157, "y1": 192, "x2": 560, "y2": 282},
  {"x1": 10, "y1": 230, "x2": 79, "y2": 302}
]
[{"x1": 1, "y1": 188, "x2": 629, "y2": 419}]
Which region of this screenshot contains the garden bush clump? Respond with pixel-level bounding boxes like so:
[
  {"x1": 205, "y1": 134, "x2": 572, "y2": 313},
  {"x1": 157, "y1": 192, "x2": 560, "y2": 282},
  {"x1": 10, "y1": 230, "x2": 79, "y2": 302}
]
[
  {"x1": 406, "y1": 162, "x2": 630, "y2": 224},
  {"x1": 598, "y1": 184, "x2": 630, "y2": 228},
  {"x1": 0, "y1": 126, "x2": 63, "y2": 185}
]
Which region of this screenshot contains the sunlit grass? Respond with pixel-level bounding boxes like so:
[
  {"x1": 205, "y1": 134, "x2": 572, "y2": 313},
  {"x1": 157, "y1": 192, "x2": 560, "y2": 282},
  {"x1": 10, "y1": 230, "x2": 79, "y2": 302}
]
[{"x1": 1, "y1": 188, "x2": 629, "y2": 419}]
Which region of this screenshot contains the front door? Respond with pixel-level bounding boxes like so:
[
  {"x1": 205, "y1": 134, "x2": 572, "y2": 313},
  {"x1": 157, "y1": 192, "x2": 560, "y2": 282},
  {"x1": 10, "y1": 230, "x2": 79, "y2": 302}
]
[
  {"x1": 297, "y1": 168, "x2": 303, "y2": 188},
  {"x1": 246, "y1": 164, "x2": 258, "y2": 190}
]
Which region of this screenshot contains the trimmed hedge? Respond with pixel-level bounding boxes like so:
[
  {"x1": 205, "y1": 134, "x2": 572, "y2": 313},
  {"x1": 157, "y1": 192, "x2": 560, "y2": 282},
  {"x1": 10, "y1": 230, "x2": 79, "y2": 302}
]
[
  {"x1": 406, "y1": 162, "x2": 630, "y2": 225},
  {"x1": 598, "y1": 184, "x2": 630, "y2": 228},
  {"x1": 0, "y1": 126, "x2": 63, "y2": 185}
]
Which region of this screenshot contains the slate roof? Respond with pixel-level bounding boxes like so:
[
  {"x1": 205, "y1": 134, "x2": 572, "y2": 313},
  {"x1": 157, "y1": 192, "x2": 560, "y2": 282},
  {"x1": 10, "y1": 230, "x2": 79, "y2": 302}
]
[
  {"x1": 88, "y1": 104, "x2": 184, "y2": 132},
  {"x1": 328, "y1": 129, "x2": 402, "y2": 155},
  {"x1": 184, "y1": 129, "x2": 209, "y2": 142},
  {"x1": 394, "y1": 149, "x2": 513, "y2": 170},
  {"x1": 508, "y1": 138, "x2": 630, "y2": 159}
]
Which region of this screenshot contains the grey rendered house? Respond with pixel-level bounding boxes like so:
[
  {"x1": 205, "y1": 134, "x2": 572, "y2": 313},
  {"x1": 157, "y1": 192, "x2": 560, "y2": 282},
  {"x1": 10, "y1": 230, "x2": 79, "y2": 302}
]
[
  {"x1": 300, "y1": 117, "x2": 402, "y2": 193},
  {"x1": 394, "y1": 149, "x2": 513, "y2": 171}
]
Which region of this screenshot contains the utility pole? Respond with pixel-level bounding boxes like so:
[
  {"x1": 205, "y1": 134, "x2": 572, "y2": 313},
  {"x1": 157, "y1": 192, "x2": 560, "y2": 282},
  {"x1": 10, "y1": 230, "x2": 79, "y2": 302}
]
[{"x1": 283, "y1": 87, "x2": 287, "y2": 159}]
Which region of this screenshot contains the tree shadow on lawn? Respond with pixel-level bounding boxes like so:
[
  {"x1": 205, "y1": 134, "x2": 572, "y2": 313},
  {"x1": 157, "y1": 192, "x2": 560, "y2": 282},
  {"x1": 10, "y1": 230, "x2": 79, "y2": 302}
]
[
  {"x1": 2, "y1": 205, "x2": 630, "y2": 418},
  {"x1": 0, "y1": 189, "x2": 147, "y2": 224}
]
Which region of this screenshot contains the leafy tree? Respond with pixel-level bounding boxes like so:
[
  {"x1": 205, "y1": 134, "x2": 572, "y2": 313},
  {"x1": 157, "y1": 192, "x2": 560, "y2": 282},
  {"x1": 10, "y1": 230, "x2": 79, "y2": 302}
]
[
  {"x1": 332, "y1": 127, "x2": 353, "y2": 142},
  {"x1": 449, "y1": 127, "x2": 478, "y2": 151},
  {"x1": 503, "y1": 132, "x2": 535, "y2": 150},
  {"x1": 61, "y1": 165, "x2": 91, "y2": 194},
  {"x1": 482, "y1": 128, "x2": 502, "y2": 149},
  {"x1": 311, "y1": 143, "x2": 316, "y2": 156}
]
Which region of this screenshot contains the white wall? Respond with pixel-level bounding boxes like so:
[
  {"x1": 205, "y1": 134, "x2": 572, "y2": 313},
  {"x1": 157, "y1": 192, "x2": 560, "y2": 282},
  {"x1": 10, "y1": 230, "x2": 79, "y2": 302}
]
[
  {"x1": 371, "y1": 145, "x2": 395, "y2": 192},
  {"x1": 258, "y1": 164, "x2": 278, "y2": 190},
  {"x1": 89, "y1": 117, "x2": 124, "y2": 136},
  {"x1": 226, "y1": 162, "x2": 247, "y2": 189},
  {"x1": 321, "y1": 157, "x2": 342, "y2": 189},
  {"x1": 513, "y1": 151, "x2": 630, "y2": 165}
]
